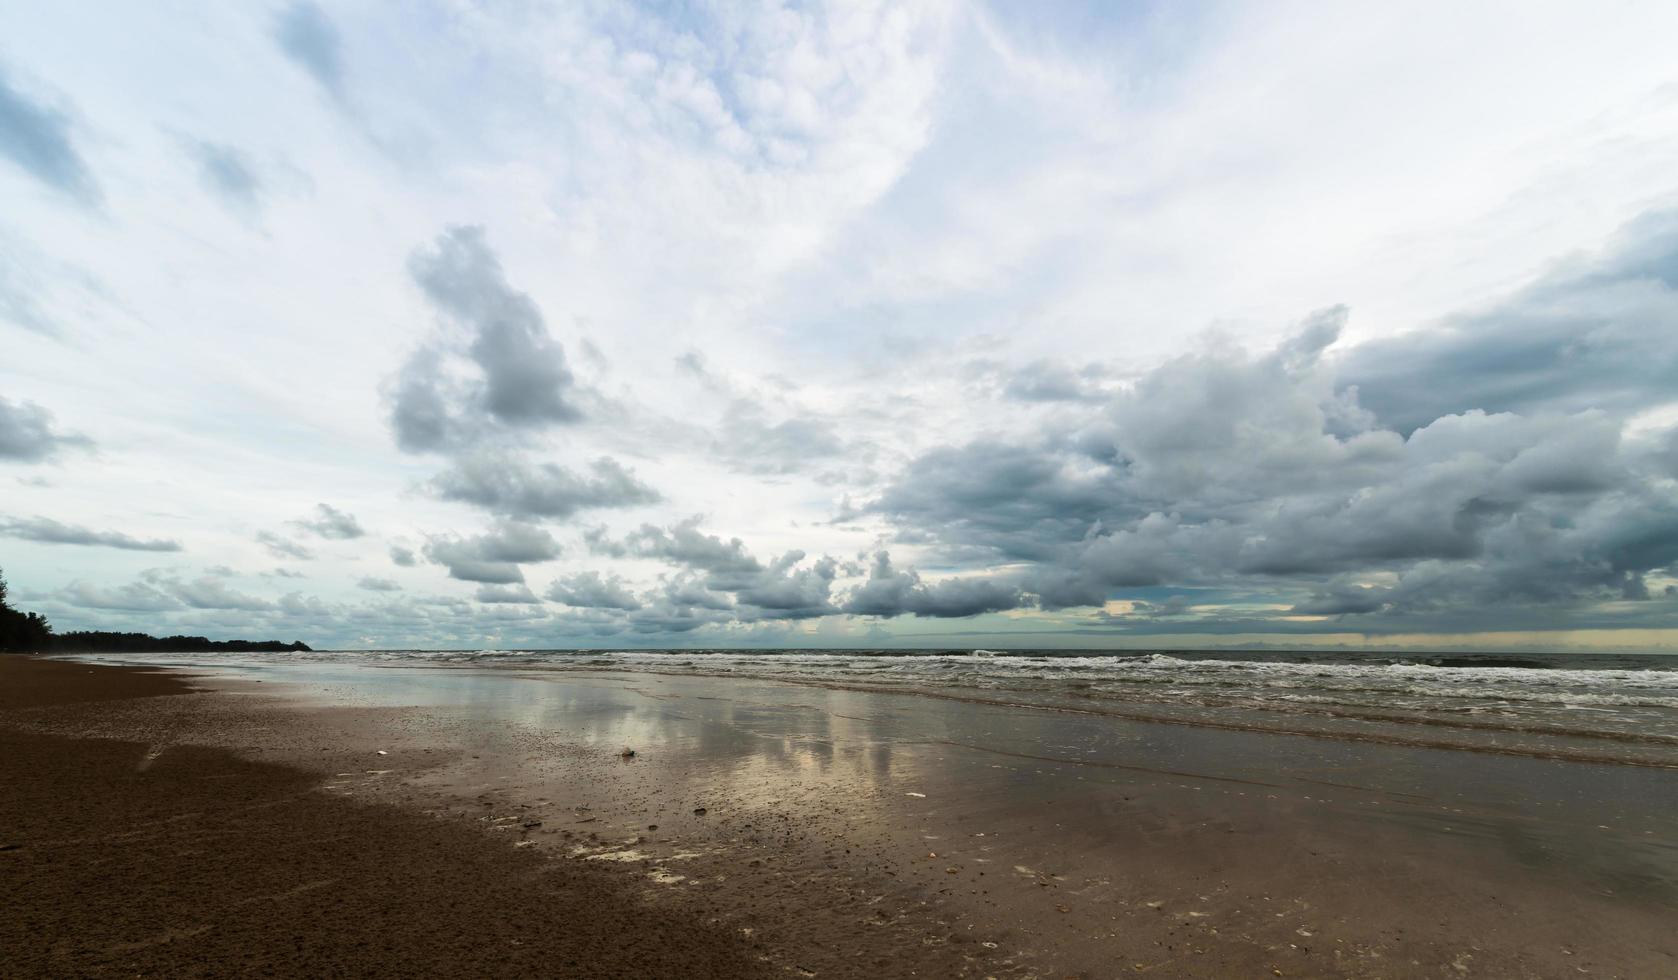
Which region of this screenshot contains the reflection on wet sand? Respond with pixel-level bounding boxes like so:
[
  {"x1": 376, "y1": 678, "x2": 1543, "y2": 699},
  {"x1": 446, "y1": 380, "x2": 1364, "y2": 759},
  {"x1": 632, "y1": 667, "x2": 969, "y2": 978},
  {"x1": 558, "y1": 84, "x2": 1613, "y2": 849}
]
[{"x1": 59, "y1": 657, "x2": 1678, "y2": 977}]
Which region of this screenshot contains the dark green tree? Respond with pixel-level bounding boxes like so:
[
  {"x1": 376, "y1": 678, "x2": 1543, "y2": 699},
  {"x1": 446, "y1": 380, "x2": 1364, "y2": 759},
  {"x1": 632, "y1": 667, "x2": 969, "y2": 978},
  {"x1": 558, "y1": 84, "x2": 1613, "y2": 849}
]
[{"x1": 0, "y1": 567, "x2": 56, "y2": 653}]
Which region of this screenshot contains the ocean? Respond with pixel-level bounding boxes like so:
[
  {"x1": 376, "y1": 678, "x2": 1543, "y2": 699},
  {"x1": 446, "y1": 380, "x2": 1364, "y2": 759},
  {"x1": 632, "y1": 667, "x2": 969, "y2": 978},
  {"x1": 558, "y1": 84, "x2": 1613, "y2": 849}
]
[{"x1": 72, "y1": 647, "x2": 1678, "y2": 768}]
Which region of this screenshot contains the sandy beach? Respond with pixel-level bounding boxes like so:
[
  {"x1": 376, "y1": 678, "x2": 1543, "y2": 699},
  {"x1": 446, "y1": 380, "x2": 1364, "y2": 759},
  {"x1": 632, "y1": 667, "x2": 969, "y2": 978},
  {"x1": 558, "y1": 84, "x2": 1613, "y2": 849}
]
[{"x1": 5, "y1": 654, "x2": 1677, "y2": 979}]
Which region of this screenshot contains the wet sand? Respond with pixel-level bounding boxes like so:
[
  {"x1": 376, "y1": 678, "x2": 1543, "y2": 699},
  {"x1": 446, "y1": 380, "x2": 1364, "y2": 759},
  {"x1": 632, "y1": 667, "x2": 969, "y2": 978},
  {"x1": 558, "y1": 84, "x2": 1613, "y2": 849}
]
[
  {"x1": 6, "y1": 655, "x2": 1678, "y2": 978},
  {"x1": 0, "y1": 658, "x2": 774, "y2": 978}
]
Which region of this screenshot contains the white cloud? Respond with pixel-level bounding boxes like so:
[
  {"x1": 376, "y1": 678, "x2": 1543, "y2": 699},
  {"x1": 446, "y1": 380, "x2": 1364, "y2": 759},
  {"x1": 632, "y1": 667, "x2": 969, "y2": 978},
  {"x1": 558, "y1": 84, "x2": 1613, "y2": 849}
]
[{"x1": 3, "y1": 1, "x2": 1677, "y2": 647}]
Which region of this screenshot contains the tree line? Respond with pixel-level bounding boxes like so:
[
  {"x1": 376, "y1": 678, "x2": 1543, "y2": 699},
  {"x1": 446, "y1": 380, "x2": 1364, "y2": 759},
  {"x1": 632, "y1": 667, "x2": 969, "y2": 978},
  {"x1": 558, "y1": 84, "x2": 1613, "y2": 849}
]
[{"x1": 0, "y1": 568, "x2": 310, "y2": 654}]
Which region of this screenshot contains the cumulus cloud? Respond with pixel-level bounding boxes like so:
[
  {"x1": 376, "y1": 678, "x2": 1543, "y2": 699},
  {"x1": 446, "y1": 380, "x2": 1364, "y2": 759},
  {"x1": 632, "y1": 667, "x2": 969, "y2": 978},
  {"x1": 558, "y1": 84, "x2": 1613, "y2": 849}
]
[
  {"x1": 357, "y1": 576, "x2": 401, "y2": 592},
  {"x1": 273, "y1": 1, "x2": 346, "y2": 100},
  {"x1": 997, "y1": 359, "x2": 1109, "y2": 403},
  {"x1": 430, "y1": 453, "x2": 659, "y2": 519},
  {"x1": 423, "y1": 521, "x2": 561, "y2": 584},
  {"x1": 256, "y1": 530, "x2": 313, "y2": 560},
  {"x1": 545, "y1": 571, "x2": 641, "y2": 610},
  {"x1": 350, "y1": 221, "x2": 1678, "y2": 639},
  {"x1": 1338, "y1": 210, "x2": 1678, "y2": 433},
  {"x1": 710, "y1": 404, "x2": 847, "y2": 475},
  {"x1": 843, "y1": 551, "x2": 1026, "y2": 618},
  {"x1": 871, "y1": 441, "x2": 1126, "y2": 562},
  {"x1": 166, "y1": 574, "x2": 273, "y2": 611},
  {"x1": 389, "y1": 545, "x2": 418, "y2": 567},
  {"x1": 475, "y1": 583, "x2": 540, "y2": 604},
  {"x1": 861, "y1": 280, "x2": 1678, "y2": 633},
  {"x1": 1, "y1": 516, "x2": 180, "y2": 552},
  {"x1": 387, "y1": 348, "x2": 458, "y2": 453},
  {"x1": 0, "y1": 396, "x2": 92, "y2": 462},
  {"x1": 733, "y1": 551, "x2": 839, "y2": 619},
  {"x1": 0, "y1": 66, "x2": 99, "y2": 203},
  {"x1": 598, "y1": 519, "x2": 846, "y2": 622},
  {"x1": 624, "y1": 518, "x2": 765, "y2": 587},
  {"x1": 292, "y1": 502, "x2": 365, "y2": 539},
  {"x1": 58, "y1": 579, "x2": 181, "y2": 612},
  {"x1": 390, "y1": 226, "x2": 589, "y2": 452}
]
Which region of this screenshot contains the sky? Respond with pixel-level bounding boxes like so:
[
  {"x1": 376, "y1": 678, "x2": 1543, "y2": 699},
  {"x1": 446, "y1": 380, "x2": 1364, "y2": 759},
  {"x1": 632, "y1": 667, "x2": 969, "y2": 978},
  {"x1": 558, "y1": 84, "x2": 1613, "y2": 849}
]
[{"x1": 2, "y1": 0, "x2": 1677, "y2": 652}]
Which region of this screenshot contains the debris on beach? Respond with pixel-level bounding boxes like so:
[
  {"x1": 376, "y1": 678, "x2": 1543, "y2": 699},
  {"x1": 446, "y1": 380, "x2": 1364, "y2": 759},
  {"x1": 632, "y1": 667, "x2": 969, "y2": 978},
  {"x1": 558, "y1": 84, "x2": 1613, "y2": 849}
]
[
  {"x1": 692, "y1": 806, "x2": 708, "y2": 816},
  {"x1": 375, "y1": 749, "x2": 388, "y2": 756},
  {"x1": 619, "y1": 747, "x2": 636, "y2": 758},
  {"x1": 905, "y1": 791, "x2": 926, "y2": 798}
]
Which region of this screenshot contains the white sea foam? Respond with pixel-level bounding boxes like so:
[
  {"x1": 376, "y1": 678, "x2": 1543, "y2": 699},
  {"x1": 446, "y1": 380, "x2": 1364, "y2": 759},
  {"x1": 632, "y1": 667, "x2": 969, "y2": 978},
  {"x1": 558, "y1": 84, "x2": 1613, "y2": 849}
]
[{"x1": 66, "y1": 646, "x2": 1678, "y2": 742}]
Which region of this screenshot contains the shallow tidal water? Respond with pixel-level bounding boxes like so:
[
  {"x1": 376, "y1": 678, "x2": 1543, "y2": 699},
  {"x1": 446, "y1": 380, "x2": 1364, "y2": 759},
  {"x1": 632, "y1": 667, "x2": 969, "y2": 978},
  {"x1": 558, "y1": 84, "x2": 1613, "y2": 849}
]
[{"x1": 62, "y1": 651, "x2": 1678, "y2": 976}]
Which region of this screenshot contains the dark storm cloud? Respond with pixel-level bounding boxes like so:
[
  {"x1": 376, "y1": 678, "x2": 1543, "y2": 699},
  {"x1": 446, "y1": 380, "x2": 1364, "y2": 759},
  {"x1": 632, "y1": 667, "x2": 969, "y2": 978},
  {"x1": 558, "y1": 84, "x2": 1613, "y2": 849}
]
[
  {"x1": 1338, "y1": 209, "x2": 1678, "y2": 433},
  {"x1": 626, "y1": 605, "x2": 729, "y2": 634},
  {"x1": 391, "y1": 226, "x2": 588, "y2": 453},
  {"x1": 1287, "y1": 582, "x2": 1390, "y2": 616},
  {"x1": 1, "y1": 516, "x2": 180, "y2": 552},
  {"x1": 1651, "y1": 427, "x2": 1678, "y2": 478},
  {"x1": 0, "y1": 67, "x2": 100, "y2": 203},
  {"x1": 861, "y1": 234, "x2": 1678, "y2": 634},
  {"x1": 871, "y1": 441, "x2": 1127, "y2": 561},
  {"x1": 423, "y1": 521, "x2": 561, "y2": 584},
  {"x1": 430, "y1": 453, "x2": 659, "y2": 519},
  {"x1": 181, "y1": 137, "x2": 262, "y2": 210},
  {"x1": 732, "y1": 551, "x2": 839, "y2": 619},
  {"x1": 292, "y1": 502, "x2": 365, "y2": 539},
  {"x1": 0, "y1": 396, "x2": 92, "y2": 462},
  {"x1": 842, "y1": 551, "x2": 1026, "y2": 618},
  {"x1": 256, "y1": 530, "x2": 313, "y2": 560},
  {"x1": 545, "y1": 571, "x2": 642, "y2": 610},
  {"x1": 273, "y1": 1, "x2": 346, "y2": 100}
]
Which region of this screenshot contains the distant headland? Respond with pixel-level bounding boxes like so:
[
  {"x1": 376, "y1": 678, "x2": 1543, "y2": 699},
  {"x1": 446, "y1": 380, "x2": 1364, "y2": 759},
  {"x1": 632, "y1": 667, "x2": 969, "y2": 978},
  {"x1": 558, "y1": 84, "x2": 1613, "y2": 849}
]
[
  {"x1": 0, "y1": 568, "x2": 310, "y2": 654},
  {"x1": 50, "y1": 632, "x2": 312, "y2": 654}
]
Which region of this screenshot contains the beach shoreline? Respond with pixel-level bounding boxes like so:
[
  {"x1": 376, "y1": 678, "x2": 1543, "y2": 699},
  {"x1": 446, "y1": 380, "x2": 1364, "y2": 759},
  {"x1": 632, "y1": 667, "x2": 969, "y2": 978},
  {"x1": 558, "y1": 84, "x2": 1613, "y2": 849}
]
[{"x1": 6, "y1": 654, "x2": 1677, "y2": 978}]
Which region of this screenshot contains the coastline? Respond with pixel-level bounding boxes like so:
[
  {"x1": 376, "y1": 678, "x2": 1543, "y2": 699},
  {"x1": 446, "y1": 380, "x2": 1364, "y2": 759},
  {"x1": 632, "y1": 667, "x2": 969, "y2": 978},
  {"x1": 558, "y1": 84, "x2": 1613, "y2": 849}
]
[
  {"x1": 6, "y1": 654, "x2": 1677, "y2": 978},
  {"x1": 0, "y1": 657, "x2": 779, "y2": 979}
]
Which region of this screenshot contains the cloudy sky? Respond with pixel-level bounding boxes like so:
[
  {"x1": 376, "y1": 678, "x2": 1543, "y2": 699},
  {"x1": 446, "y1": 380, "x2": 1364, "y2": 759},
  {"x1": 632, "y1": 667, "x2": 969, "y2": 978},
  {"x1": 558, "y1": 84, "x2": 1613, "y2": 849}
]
[{"x1": 3, "y1": 1, "x2": 1677, "y2": 651}]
